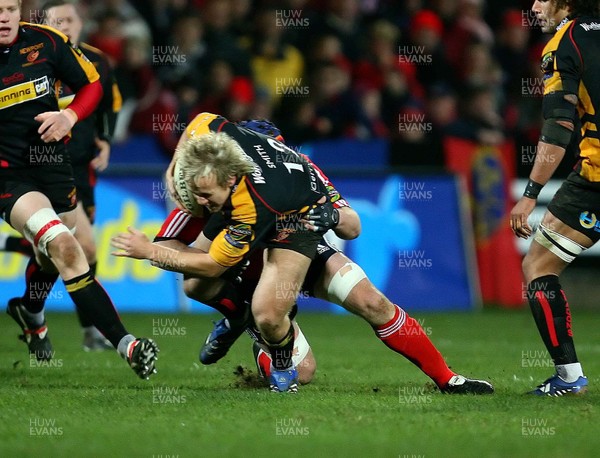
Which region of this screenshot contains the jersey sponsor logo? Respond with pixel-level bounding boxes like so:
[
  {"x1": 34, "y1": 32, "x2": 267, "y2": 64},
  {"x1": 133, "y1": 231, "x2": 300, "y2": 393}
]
[
  {"x1": 316, "y1": 243, "x2": 331, "y2": 255},
  {"x1": 19, "y1": 42, "x2": 44, "y2": 54},
  {"x1": 2, "y1": 72, "x2": 25, "y2": 85},
  {"x1": 540, "y1": 52, "x2": 554, "y2": 73},
  {"x1": 580, "y1": 22, "x2": 600, "y2": 31},
  {"x1": 326, "y1": 184, "x2": 341, "y2": 203},
  {"x1": 271, "y1": 228, "x2": 294, "y2": 243},
  {"x1": 22, "y1": 56, "x2": 48, "y2": 67},
  {"x1": 26, "y1": 50, "x2": 40, "y2": 62},
  {"x1": 227, "y1": 223, "x2": 253, "y2": 241},
  {"x1": 224, "y1": 223, "x2": 253, "y2": 248},
  {"x1": 579, "y1": 211, "x2": 600, "y2": 232},
  {"x1": 0, "y1": 76, "x2": 50, "y2": 110}
]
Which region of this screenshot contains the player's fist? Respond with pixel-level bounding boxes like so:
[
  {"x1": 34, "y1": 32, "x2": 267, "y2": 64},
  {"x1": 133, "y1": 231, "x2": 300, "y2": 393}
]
[{"x1": 35, "y1": 109, "x2": 78, "y2": 143}]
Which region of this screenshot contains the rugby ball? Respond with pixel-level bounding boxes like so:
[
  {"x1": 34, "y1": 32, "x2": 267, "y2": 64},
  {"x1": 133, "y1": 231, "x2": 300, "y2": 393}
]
[{"x1": 173, "y1": 159, "x2": 204, "y2": 216}]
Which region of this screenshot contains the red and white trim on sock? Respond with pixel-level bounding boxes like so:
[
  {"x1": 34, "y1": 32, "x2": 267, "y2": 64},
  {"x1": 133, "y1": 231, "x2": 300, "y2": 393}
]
[
  {"x1": 374, "y1": 304, "x2": 455, "y2": 388},
  {"x1": 375, "y1": 305, "x2": 406, "y2": 339}
]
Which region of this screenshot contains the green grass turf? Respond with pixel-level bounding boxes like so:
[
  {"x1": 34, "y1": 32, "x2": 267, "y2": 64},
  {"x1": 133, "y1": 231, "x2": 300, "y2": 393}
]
[{"x1": 1, "y1": 309, "x2": 599, "y2": 457}]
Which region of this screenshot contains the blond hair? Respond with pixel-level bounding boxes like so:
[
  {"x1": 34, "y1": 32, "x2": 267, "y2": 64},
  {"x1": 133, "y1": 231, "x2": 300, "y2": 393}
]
[{"x1": 176, "y1": 132, "x2": 255, "y2": 188}]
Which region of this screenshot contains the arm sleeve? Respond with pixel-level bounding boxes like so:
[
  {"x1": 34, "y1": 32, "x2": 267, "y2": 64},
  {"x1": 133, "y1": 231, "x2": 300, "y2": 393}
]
[{"x1": 66, "y1": 79, "x2": 102, "y2": 121}]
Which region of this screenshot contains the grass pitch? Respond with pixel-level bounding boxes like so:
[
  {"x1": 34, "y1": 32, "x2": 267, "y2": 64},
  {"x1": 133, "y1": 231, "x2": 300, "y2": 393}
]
[{"x1": 1, "y1": 309, "x2": 599, "y2": 457}]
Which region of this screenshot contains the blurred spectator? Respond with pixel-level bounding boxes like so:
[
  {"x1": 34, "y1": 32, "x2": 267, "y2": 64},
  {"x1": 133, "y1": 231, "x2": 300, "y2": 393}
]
[
  {"x1": 460, "y1": 41, "x2": 503, "y2": 90},
  {"x1": 312, "y1": 0, "x2": 364, "y2": 61},
  {"x1": 201, "y1": 0, "x2": 251, "y2": 77},
  {"x1": 309, "y1": 63, "x2": 374, "y2": 139},
  {"x1": 243, "y1": 8, "x2": 304, "y2": 106},
  {"x1": 87, "y1": 9, "x2": 125, "y2": 65},
  {"x1": 130, "y1": 0, "x2": 189, "y2": 48},
  {"x1": 274, "y1": 98, "x2": 320, "y2": 145},
  {"x1": 155, "y1": 12, "x2": 208, "y2": 91},
  {"x1": 229, "y1": 0, "x2": 253, "y2": 38},
  {"x1": 354, "y1": 20, "x2": 423, "y2": 98},
  {"x1": 493, "y1": 9, "x2": 531, "y2": 98},
  {"x1": 117, "y1": 36, "x2": 180, "y2": 155},
  {"x1": 406, "y1": 9, "x2": 454, "y2": 90},
  {"x1": 447, "y1": 84, "x2": 505, "y2": 146},
  {"x1": 360, "y1": 89, "x2": 388, "y2": 137},
  {"x1": 192, "y1": 59, "x2": 254, "y2": 121},
  {"x1": 389, "y1": 103, "x2": 445, "y2": 169},
  {"x1": 429, "y1": 0, "x2": 459, "y2": 26},
  {"x1": 88, "y1": 0, "x2": 151, "y2": 43},
  {"x1": 426, "y1": 84, "x2": 458, "y2": 131},
  {"x1": 445, "y1": 0, "x2": 494, "y2": 76},
  {"x1": 308, "y1": 34, "x2": 351, "y2": 73}
]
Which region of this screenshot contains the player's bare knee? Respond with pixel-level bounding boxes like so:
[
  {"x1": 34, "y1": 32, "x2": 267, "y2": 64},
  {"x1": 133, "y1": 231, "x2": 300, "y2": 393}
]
[
  {"x1": 183, "y1": 277, "x2": 218, "y2": 302},
  {"x1": 48, "y1": 232, "x2": 81, "y2": 267},
  {"x1": 368, "y1": 294, "x2": 392, "y2": 322},
  {"x1": 253, "y1": 309, "x2": 286, "y2": 337},
  {"x1": 183, "y1": 278, "x2": 202, "y2": 299}
]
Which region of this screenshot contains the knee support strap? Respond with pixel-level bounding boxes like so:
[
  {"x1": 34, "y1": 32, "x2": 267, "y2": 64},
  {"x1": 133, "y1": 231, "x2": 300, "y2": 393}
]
[
  {"x1": 22, "y1": 208, "x2": 70, "y2": 257},
  {"x1": 534, "y1": 223, "x2": 586, "y2": 263},
  {"x1": 327, "y1": 261, "x2": 367, "y2": 305}
]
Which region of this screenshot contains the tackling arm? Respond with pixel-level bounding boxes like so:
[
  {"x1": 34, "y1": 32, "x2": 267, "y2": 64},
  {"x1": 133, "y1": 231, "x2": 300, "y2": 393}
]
[{"x1": 112, "y1": 227, "x2": 227, "y2": 277}]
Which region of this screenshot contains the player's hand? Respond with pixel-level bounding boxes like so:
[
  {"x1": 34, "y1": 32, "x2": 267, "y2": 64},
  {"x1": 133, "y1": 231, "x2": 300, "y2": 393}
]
[
  {"x1": 35, "y1": 109, "x2": 77, "y2": 143},
  {"x1": 222, "y1": 259, "x2": 250, "y2": 285},
  {"x1": 302, "y1": 199, "x2": 339, "y2": 233},
  {"x1": 91, "y1": 137, "x2": 110, "y2": 171},
  {"x1": 510, "y1": 197, "x2": 537, "y2": 239},
  {"x1": 111, "y1": 226, "x2": 152, "y2": 259}
]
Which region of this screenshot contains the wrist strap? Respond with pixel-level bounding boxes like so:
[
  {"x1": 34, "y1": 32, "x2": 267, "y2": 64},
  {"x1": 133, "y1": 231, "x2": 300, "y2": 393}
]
[{"x1": 523, "y1": 179, "x2": 543, "y2": 199}]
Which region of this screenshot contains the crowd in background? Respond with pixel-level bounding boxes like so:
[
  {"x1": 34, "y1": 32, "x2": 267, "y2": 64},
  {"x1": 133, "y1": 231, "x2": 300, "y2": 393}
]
[{"x1": 22, "y1": 0, "x2": 566, "y2": 174}]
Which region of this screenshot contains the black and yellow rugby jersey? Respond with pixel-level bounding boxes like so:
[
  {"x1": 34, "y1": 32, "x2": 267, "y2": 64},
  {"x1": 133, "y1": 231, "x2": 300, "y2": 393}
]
[
  {"x1": 0, "y1": 22, "x2": 99, "y2": 168},
  {"x1": 541, "y1": 15, "x2": 600, "y2": 181},
  {"x1": 58, "y1": 42, "x2": 122, "y2": 165},
  {"x1": 185, "y1": 112, "x2": 328, "y2": 266}
]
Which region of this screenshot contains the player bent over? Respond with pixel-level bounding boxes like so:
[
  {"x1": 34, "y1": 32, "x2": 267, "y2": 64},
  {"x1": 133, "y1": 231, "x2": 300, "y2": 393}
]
[
  {"x1": 0, "y1": 0, "x2": 157, "y2": 379},
  {"x1": 113, "y1": 114, "x2": 492, "y2": 393},
  {"x1": 114, "y1": 114, "x2": 335, "y2": 392},
  {"x1": 152, "y1": 204, "x2": 493, "y2": 394},
  {"x1": 153, "y1": 208, "x2": 317, "y2": 385}
]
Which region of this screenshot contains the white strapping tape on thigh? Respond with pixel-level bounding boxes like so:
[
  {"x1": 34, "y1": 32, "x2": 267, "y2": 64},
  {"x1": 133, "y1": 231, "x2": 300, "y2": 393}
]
[
  {"x1": 534, "y1": 223, "x2": 586, "y2": 263},
  {"x1": 23, "y1": 208, "x2": 70, "y2": 257},
  {"x1": 292, "y1": 325, "x2": 310, "y2": 367},
  {"x1": 327, "y1": 261, "x2": 367, "y2": 305}
]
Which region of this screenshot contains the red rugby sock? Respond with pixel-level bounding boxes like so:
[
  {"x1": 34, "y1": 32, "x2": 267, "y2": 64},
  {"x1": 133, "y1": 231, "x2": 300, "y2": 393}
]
[{"x1": 374, "y1": 305, "x2": 455, "y2": 388}]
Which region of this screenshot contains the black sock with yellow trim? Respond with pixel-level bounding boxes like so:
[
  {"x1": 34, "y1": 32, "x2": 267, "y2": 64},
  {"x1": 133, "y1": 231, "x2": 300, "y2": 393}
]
[
  {"x1": 266, "y1": 324, "x2": 295, "y2": 370},
  {"x1": 64, "y1": 269, "x2": 127, "y2": 347},
  {"x1": 74, "y1": 262, "x2": 96, "y2": 328}
]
